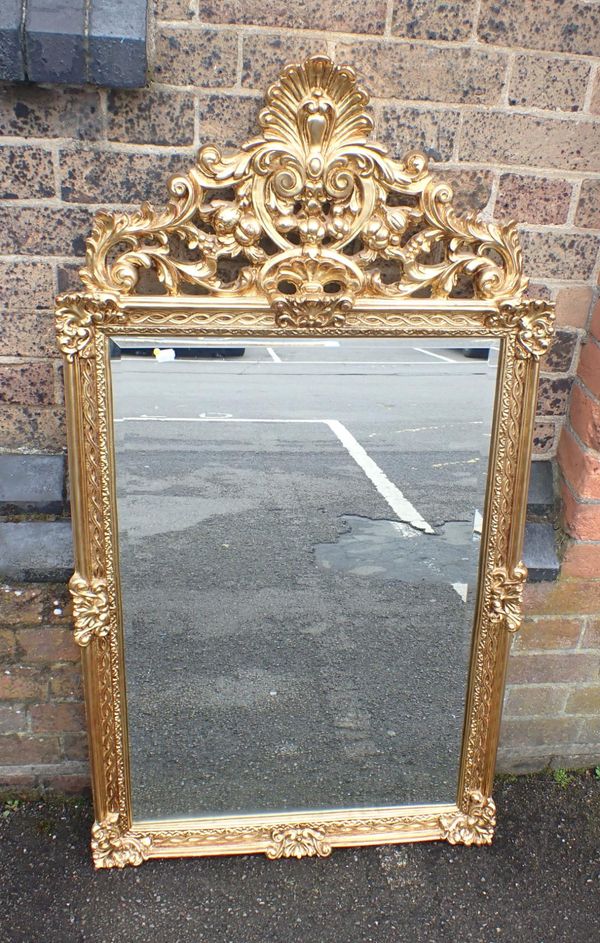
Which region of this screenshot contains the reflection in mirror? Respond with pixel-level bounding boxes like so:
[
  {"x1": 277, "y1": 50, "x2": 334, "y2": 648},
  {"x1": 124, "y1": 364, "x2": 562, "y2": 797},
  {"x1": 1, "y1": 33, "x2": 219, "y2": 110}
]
[{"x1": 110, "y1": 336, "x2": 499, "y2": 821}]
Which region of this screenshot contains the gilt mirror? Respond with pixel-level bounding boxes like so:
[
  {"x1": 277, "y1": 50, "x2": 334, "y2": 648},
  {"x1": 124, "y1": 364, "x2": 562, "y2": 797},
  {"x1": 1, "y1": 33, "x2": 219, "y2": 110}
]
[{"x1": 56, "y1": 56, "x2": 554, "y2": 868}]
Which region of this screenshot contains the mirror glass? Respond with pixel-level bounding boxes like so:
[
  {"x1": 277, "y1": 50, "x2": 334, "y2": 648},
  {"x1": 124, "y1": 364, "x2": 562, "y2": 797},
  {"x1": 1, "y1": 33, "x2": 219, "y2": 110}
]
[{"x1": 110, "y1": 335, "x2": 499, "y2": 821}]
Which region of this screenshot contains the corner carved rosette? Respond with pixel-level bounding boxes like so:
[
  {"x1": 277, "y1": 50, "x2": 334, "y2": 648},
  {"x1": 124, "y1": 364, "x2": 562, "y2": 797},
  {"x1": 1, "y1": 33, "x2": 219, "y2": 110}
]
[
  {"x1": 69, "y1": 572, "x2": 111, "y2": 647},
  {"x1": 489, "y1": 562, "x2": 528, "y2": 634},
  {"x1": 265, "y1": 826, "x2": 332, "y2": 859},
  {"x1": 439, "y1": 791, "x2": 496, "y2": 846},
  {"x1": 55, "y1": 292, "x2": 122, "y2": 361},
  {"x1": 91, "y1": 813, "x2": 152, "y2": 869},
  {"x1": 486, "y1": 300, "x2": 555, "y2": 359}
]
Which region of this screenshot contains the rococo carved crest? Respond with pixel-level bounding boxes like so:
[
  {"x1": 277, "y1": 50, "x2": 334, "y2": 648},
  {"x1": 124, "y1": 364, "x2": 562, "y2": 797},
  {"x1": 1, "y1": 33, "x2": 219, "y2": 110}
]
[{"x1": 61, "y1": 54, "x2": 547, "y2": 342}]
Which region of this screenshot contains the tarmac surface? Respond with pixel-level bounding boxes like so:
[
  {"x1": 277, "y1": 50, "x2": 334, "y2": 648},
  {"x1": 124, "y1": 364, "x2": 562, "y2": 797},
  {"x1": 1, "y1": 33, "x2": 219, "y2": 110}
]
[
  {"x1": 0, "y1": 771, "x2": 598, "y2": 943},
  {"x1": 110, "y1": 338, "x2": 498, "y2": 821}
]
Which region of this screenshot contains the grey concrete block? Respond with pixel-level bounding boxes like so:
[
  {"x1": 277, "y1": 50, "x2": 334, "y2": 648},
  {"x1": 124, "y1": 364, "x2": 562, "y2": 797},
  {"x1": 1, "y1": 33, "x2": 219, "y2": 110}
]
[
  {"x1": 523, "y1": 521, "x2": 559, "y2": 583},
  {"x1": 527, "y1": 460, "x2": 554, "y2": 517},
  {"x1": 0, "y1": 0, "x2": 25, "y2": 81},
  {"x1": 25, "y1": 0, "x2": 86, "y2": 85},
  {"x1": 0, "y1": 454, "x2": 65, "y2": 515},
  {"x1": 88, "y1": 0, "x2": 147, "y2": 88},
  {"x1": 0, "y1": 521, "x2": 73, "y2": 581}
]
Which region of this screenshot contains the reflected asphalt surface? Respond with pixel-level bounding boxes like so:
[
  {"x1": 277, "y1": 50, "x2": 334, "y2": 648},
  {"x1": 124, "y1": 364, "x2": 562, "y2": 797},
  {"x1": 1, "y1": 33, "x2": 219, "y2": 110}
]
[{"x1": 111, "y1": 339, "x2": 497, "y2": 821}]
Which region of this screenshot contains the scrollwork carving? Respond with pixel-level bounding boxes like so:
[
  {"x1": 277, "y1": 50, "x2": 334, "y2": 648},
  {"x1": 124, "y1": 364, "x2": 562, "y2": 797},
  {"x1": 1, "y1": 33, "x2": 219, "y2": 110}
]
[
  {"x1": 78, "y1": 55, "x2": 527, "y2": 307},
  {"x1": 69, "y1": 572, "x2": 111, "y2": 647},
  {"x1": 439, "y1": 791, "x2": 496, "y2": 846},
  {"x1": 265, "y1": 827, "x2": 332, "y2": 859},
  {"x1": 490, "y1": 562, "x2": 528, "y2": 634},
  {"x1": 91, "y1": 813, "x2": 152, "y2": 869},
  {"x1": 55, "y1": 292, "x2": 121, "y2": 360}
]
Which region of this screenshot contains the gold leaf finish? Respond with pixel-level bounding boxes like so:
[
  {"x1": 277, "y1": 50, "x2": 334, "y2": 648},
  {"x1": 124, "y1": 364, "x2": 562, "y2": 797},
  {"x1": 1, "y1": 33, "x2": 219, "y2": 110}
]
[
  {"x1": 490, "y1": 563, "x2": 528, "y2": 634},
  {"x1": 439, "y1": 791, "x2": 497, "y2": 846},
  {"x1": 79, "y1": 55, "x2": 526, "y2": 309},
  {"x1": 55, "y1": 293, "x2": 121, "y2": 360},
  {"x1": 91, "y1": 813, "x2": 152, "y2": 869},
  {"x1": 265, "y1": 827, "x2": 332, "y2": 859},
  {"x1": 487, "y1": 300, "x2": 556, "y2": 359},
  {"x1": 69, "y1": 573, "x2": 111, "y2": 647}
]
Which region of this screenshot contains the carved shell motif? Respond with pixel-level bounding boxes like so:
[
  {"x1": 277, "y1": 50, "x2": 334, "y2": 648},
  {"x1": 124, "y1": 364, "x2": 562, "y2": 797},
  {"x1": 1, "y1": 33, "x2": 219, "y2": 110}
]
[{"x1": 80, "y1": 55, "x2": 528, "y2": 316}]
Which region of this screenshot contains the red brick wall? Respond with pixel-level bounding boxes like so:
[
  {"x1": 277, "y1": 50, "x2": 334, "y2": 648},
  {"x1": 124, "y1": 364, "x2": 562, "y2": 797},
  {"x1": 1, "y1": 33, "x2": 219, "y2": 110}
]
[{"x1": 0, "y1": 1, "x2": 599, "y2": 787}]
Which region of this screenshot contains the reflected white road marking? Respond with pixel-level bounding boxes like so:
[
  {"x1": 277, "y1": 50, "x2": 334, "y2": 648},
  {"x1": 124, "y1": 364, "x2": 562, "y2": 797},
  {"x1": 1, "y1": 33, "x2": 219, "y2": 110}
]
[
  {"x1": 413, "y1": 347, "x2": 456, "y2": 363},
  {"x1": 266, "y1": 347, "x2": 281, "y2": 362}
]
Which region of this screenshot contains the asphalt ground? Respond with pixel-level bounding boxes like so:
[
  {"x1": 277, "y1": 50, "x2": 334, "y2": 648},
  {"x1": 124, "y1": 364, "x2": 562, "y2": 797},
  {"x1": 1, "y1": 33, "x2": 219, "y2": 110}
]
[
  {"x1": 110, "y1": 339, "x2": 498, "y2": 821},
  {"x1": 0, "y1": 771, "x2": 599, "y2": 943}
]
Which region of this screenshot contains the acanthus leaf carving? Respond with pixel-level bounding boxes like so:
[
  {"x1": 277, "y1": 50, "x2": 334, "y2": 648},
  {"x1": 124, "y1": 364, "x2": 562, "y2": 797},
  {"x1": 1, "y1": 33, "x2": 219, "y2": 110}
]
[
  {"x1": 91, "y1": 812, "x2": 152, "y2": 869},
  {"x1": 439, "y1": 791, "x2": 496, "y2": 846},
  {"x1": 55, "y1": 292, "x2": 122, "y2": 360},
  {"x1": 78, "y1": 55, "x2": 527, "y2": 310},
  {"x1": 69, "y1": 572, "x2": 111, "y2": 647},
  {"x1": 265, "y1": 826, "x2": 332, "y2": 859},
  {"x1": 489, "y1": 562, "x2": 528, "y2": 634},
  {"x1": 486, "y1": 300, "x2": 556, "y2": 360}
]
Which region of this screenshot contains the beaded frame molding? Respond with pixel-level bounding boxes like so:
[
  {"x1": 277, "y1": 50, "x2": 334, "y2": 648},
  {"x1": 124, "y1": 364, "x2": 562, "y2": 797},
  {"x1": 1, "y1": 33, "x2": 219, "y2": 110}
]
[{"x1": 56, "y1": 56, "x2": 554, "y2": 868}]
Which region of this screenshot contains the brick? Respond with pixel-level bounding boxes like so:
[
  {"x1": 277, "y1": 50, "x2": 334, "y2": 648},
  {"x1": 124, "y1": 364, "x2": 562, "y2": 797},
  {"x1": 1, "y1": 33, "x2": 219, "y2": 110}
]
[
  {"x1": 555, "y1": 286, "x2": 592, "y2": 330},
  {"x1": 544, "y1": 330, "x2": 578, "y2": 374},
  {"x1": 0, "y1": 406, "x2": 66, "y2": 453},
  {"x1": 242, "y1": 33, "x2": 331, "y2": 90},
  {"x1": 582, "y1": 618, "x2": 600, "y2": 647},
  {"x1": 30, "y1": 702, "x2": 85, "y2": 733},
  {"x1": 434, "y1": 170, "x2": 492, "y2": 213},
  {"x1": 0, "y1": 734, "x2": 60, "y2": 765},
  {"x1": 336, "y1": 41, "x2": 508, "y2": 105},
  {"x1": 0, "y1": 310, "x2": 58, "y2": 360},
  {"x1": 507, "y1": 652, "x2": 600, "y2": 684},
  {"x1": 560, "y1": 479, "x2": 600, "y2": 541},
  {"x1": 0, "y1": 261, "x2": 55, "y2": 311},
  {"x1": 49, "y1": 665, "x2": 82, "y2": 700},
  {"x1": 0, "y1": 705, "x2": 27, "y2": 734},
  {"x1": 0, "y1": 667, "x2": 46, "y2": 701},
  {"x1": 198, "y1": 0, "x2": 387, "y2": 32},
  {"x1": 459, "y1": 112, "x2": 600, "y2": 172},
  {"x1": 88, "y1": 0, "x2": 148, "y2": 89},
  {"x1": 43, "y1": 771, "x2": 90, "y2": 793},
  {"x1": 0, "y1": 586, "x2": 45, "y2": 626},
  {"x1": 478, "y1": 0, "x2": 600, "y2": 56},
  {"x1": 524, "y1": 578, "x2": 600, "y2": 616},
  {"x1": 25, "y1": 0, "x2": 86, "y2": 85},
  {"x1": 157, "y1": 0, "x2": 194, "y2": 18},
  {"x1": 499, "y1": 717, "x2": 582, "y2": 748},
  {"x1": 198, "y1": 94, "x2": 261, "y2": 149},
  {"x1": 59, "y1": 149, "x2": 188, "y2": 204},
  {"x1": 107, "y1": 88, "x2": 194, "y2": 146},
  {"x1": 591, "y1": 72, "x2": 600, "y2": 115},
  {"x1": 577, "y1": 718, "x2": 600, "y2": 743},
  {"x1": 495, "y1": 175, "x2": 572, "y2": 226},
  {"x1": 575, "y1": 180, "x2": 600, "y2": 229},
  {"x1": 509, "y1": 55, "x2": 590, "y2": 112},
  {"x1": 154, "y1": 26, "x2": 237, "y2": 87},
  {"x1": 0, "y1": 455, "x2": 65, "y2": 516},
  {"x1": 379, "y1": 105, "x2": 460, "y2": 163},
  {"x1": 0, "y1": 205, "x2": 94, "y2": 257},
  {"x1": 0, "y1": 363, "x2": 55, "y2": 407},
  {"x1": 60, "y1": 732, "x2": 88, "y2": 760},
  {"x1": 591, "y1": 300, "x2": 600, "y2": 343},
  {"x1": 16, "y1": 627, "x2": 78, "y2": 664},
  {"x1": 0, "y1": 146, "x2": 55, "y2": 200},
  {"x1": 532, "y1": 421, "x2": 557, "y2": 456},
  {"x1": 577, "y1": 337, "x2": 600, "y2": 399},
  {"x1": 0, "y1": 522, "x2": 73, "y2": 582},
  {"x1": 514, "y1": 617, "x2": 582, "y2": 651},
  {"x1": 0, "y1": 629, "x2": 15, "y2": 658},
  {"x1": 565, "y1": 686, "x2": 600, "y2": 714},
  {"x1": 503, "y1": 684, "x2": 568, "y2": 718},
  {"x1": 391, "y1": 0, "x2": 476, "y2": 41},
  {"x1": 0, "y1": 0, "x2": 24, "y2": 82},
  {"x1": 569, "y1": 383, "x2": 600, "y2": 451},
  {"x1": 0, "y1": 85, "x2": 102, "y2": 140},
  {"x1": 558, "y1": 427, "x2": 600, "y2": 500},
  {"x1": 536, "y1": 376, "x2": 573, "y2": 417},
  {"x1": 562, "y1": 542, "x2": 600, "y2": 579},
  {"x1": 520, "y1": 230, "x2": 599, "y2": 281}
]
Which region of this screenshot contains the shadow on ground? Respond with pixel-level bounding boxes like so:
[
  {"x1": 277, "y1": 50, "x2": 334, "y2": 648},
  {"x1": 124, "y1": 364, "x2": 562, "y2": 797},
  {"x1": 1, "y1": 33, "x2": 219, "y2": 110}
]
[{"x1": 0, "y1": 772, "x2": 598, "y2": 943}]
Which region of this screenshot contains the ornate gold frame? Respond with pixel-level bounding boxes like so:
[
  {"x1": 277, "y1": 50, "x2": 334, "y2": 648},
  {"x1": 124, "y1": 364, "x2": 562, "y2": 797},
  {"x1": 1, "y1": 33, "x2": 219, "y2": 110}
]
[{"x1": 56, "y1": 56, "x2": 554, "y2": 868}]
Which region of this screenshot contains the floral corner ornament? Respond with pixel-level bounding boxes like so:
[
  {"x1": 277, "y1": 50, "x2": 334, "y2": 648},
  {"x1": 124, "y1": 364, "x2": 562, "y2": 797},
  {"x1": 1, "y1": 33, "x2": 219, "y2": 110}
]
[
  {"x1": 439, "y1": 791, "x2": 497, "y2": 846},
  {"x1": 265, "y1": 826, "x2": 332, "y2": 859},
  {"x1": 91, "y1": 813, "x2": 152, "y2": 868}
]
